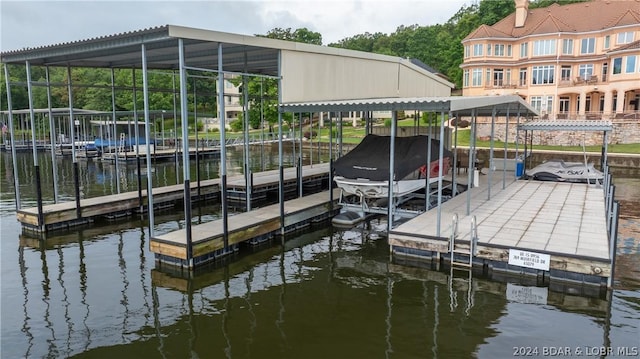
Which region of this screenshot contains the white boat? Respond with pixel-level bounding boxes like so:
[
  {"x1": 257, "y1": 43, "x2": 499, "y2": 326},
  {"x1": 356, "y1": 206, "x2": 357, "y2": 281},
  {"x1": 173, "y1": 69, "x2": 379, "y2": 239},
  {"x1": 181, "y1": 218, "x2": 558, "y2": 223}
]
[
  {"x1": 333, "y1": 177, "x2": 431, "y2": 199},
  {"x1": 526, "y1": 159, "x2": 604, "y2": 183},
  {"x1": 333, "y1": 134, "x2": 452, "y2": 199},
  {"x1": 331, "y1": 135, "x2": 454, "y2": 226}
]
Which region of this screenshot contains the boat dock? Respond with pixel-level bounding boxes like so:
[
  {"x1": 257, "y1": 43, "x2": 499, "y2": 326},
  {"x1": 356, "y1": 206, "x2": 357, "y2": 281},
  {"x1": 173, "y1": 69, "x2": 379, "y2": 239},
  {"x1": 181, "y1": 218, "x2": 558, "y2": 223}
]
[
  {"x1": 100, "y1": 146, "x2": 220, "y2": 162},
  {"x1": 389, "y1": 169, "x2": 616, "y2": 288},
  {"x1": 226, "y1": 162, "x2": 330, "y2": 207},
  {"x1": 17, "y1": 163, "x2": 331, "y2": 233},
  {"x1": 150, "y1": 189, "x2": 340, "y2": 267}
]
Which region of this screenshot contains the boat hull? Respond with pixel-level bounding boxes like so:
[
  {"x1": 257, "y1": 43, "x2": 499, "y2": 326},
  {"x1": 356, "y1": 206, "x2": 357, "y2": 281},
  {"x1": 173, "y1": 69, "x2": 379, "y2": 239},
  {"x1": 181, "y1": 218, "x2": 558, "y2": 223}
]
[
  {"x1": 333, "y1": 177, "x2": 428, "y2": 198},
  {"x1": 526, "y1": 160, "x2": 604, "y2": 183}
]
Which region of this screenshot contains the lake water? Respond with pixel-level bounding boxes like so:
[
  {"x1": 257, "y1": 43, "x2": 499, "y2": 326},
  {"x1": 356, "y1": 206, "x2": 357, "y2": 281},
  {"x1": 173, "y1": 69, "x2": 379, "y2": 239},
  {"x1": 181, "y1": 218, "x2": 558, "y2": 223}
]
[{"x1": 1, "y1": 148, "x2": 638, "y2": 358}]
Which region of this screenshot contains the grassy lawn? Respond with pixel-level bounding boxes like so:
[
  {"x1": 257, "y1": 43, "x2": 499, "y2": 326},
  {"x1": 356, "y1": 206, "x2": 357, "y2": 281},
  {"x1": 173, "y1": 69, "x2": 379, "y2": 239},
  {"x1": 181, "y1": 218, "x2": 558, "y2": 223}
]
[
  {"x1": 452, "y1": 129, "x2": 640, "y2": 154},
  {"x1": 196, "y1": 121, "x2": 640, "y2": 154}
]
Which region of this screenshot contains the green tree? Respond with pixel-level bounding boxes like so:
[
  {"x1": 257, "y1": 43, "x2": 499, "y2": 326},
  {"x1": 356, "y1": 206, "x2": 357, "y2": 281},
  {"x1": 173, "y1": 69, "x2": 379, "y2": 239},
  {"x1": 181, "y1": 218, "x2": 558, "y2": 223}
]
[
  {"x1": 259, "y1": 27, "x2": 322, "y2": 45},
  {"x1": 477, "y1": 0, "x2": 515, "y2": 26},
  {"x1": 330, "y1": 32, "x2": 385, "y2": 52}
]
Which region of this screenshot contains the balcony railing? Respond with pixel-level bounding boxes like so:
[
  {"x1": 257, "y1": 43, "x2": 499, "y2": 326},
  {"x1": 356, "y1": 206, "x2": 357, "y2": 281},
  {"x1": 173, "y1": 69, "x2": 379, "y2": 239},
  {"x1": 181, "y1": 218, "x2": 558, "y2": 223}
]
[
  {"x1": 483, "y1": 82, "x2": 523, "y2": 89},
  {"x1": 573, "y1": 75, "x2": 599, "y2": 85}
]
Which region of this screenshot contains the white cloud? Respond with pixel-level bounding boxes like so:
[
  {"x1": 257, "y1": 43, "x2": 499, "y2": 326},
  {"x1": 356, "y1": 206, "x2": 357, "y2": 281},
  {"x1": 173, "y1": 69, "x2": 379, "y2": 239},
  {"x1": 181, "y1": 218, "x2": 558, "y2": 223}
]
[{"x1": 0, "y1": 0, "x2": 469, "y2": 52}]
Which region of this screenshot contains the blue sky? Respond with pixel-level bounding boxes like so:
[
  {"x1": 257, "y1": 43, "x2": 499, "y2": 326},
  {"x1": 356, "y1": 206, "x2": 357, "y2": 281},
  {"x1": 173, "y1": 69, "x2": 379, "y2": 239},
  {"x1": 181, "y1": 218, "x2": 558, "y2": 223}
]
[{"x1": 1, "y1": 0, "x2": 470, "y2": 52}]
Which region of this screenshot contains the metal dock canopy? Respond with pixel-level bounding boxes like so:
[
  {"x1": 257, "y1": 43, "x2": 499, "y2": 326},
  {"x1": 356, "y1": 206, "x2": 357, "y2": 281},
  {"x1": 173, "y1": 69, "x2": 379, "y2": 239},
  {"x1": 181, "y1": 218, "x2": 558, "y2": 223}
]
[
  {"x1": 518, "y1": 120, "x2": 613, "y2": 131},
  {"x1": 280, "y1": 95, "x2": 539, "y2": 116}
]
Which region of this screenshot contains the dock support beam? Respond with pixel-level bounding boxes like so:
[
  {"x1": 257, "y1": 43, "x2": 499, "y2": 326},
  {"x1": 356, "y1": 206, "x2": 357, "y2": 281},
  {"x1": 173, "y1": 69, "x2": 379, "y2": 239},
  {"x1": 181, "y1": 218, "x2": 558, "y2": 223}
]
[
  {"x1": 110, "y1": 68, "x2": 121, "y2": 194},
  {"x1": 141, "y1": 43, "x2": 155, "y2": 236},
  {"x1": 243, "y1": 75, "x2": 252, "y2": 211},
  {"x1": 436, "y1": 110, "x2": 446, "y2": 237},
  {"x1": 466, "y1": 109, "x2": 477, "y2": 216},
  {"x1": 487, "y1": 106, "x2": 496, "y2": 200},
  {"x1": 26, "y1": 61, "x2": 44, "y2": 230},
  {"x1": 387, "y1": 111, "x2": 397, "y2": 233},
  {"x1": 66, "y1": 66, "x2": 81, "y2": 221},
  {"x1": 277, "y1": 51, "x2": 285, "y2": 237},
  {"x1": 217, "y1": 42, "x2": 230, "y2": 252},
  {"x1": 329, "y1": 111, "x2": 334, "y2": 211},
  {"x1": 45, "y1": 67, "x2": 60, "y2": 203},
  {"x1": 3, "y1": 64, "x2": 21, "y2": 211},
  {"x1": 179, "y1": 38, "x2": 194, "y2": 265},
  {"x1": 132, "y1": 69, "x2": 143, "y2": 210},
  {"x1": 502, "y1": 108, "x2": 510, "y2": 189}
]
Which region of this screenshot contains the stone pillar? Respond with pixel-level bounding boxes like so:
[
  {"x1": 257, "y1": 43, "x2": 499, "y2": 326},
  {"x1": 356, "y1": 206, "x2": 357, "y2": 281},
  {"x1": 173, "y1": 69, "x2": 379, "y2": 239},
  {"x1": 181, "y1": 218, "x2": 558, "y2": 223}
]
[
  {"x1": 603, "y1": 91, "x2": 613, "y2": 118},
  {"x1": 616, "y1": 91, "x2": 626, "y2": 115},
  {"x1": 578, "y1": 90, "x2": 587, "y2": 118}
]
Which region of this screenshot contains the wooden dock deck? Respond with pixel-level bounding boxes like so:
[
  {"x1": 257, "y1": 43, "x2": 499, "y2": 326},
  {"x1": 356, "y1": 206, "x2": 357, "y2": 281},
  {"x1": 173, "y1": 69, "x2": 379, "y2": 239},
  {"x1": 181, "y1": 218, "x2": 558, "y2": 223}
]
[
  {"x1": 389, "y1": 170, "x2": 612, "y2": 287},
  {"x1": 150, "y1": 189, "x2": 340, "y2": 267},
  {"x1": 17, "y1": 163, "x2": 331, "y2": 233},
  {"x1": 226, "y1": 162, "x2": 330, "y2": 205}
]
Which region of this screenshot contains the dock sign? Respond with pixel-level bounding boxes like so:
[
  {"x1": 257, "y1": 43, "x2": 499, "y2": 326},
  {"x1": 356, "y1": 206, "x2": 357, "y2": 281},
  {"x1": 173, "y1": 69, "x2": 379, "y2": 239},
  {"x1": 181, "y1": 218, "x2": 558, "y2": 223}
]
[{"x1": 508, "y1": 249, "x2": 550, "y2": 271}]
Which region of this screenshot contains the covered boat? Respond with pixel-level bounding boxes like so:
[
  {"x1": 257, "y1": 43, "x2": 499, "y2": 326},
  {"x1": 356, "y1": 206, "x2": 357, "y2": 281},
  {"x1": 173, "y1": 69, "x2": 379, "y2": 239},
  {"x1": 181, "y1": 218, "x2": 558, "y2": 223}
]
[
  {"x1": 526, "y1": 159, "x2": 604, "y2": 184},
  {"x1": 333, "y1": 134, "x2": 453, "y2": 198}
]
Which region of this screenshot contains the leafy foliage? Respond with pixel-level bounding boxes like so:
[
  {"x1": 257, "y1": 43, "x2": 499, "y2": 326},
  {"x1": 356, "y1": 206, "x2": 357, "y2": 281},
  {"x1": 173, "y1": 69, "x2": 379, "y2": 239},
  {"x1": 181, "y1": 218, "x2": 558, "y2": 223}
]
[
  {"x1": 258, "y1": 27, "x2": 322, "y2": 45},
  {"x1": 1, "y1": 0, "x2": 589, "y2": 115}
]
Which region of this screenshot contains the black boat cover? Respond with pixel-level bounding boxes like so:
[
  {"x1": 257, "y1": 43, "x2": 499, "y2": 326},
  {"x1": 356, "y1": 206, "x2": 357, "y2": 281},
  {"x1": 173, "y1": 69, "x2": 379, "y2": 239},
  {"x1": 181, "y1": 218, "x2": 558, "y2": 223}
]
[{"x1": 333, "y1": 134, "x2": 453, "y2": 181}]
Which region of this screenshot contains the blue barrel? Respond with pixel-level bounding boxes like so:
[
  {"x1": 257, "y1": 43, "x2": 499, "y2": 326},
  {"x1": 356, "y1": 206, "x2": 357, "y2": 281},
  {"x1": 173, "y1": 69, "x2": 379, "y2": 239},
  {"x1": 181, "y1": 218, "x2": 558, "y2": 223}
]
[{"x1": 516, "y1": 160, "x2": 524, "y2": 177}]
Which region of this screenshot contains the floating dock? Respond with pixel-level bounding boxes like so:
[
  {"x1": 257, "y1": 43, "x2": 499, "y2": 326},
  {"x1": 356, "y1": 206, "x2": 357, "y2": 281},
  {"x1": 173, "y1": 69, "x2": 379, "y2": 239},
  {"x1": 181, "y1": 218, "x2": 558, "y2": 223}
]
[
  {"x1": 150, "y1": 189, "x2": 341, "y2": 267},
  {"x1": 17, "y1": 163, "x2": 330, "y2": 233},
  {"x1": 226, "y1": 162, "x2": 330, "y2": 207},
  {"x1": 389, "y1": 170, "x2": 615, "y2": 288},
  {"x1": 100, "y1": 146, "x2": 220, "y2": 162}
]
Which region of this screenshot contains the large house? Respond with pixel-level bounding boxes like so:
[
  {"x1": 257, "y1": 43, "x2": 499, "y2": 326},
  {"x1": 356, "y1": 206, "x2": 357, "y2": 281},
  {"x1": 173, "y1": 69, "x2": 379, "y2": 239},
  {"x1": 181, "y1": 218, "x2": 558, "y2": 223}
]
[{"x1": 461, "y1": 0, "x2": 640, "y2": 120}]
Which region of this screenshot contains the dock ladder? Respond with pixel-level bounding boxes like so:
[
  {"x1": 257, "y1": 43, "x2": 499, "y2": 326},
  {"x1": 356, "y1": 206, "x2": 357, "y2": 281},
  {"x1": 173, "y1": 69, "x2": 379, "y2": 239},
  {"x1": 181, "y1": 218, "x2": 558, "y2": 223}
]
[
  {"x1": 118, "y1": 133, "x2": 126, "y2": 153},
  {"x1": 448, "y1": 214, "x2": 478, "y2": 315},
  {"x1": 448, "y1": 214, "x2": 479, "y2": 268}
]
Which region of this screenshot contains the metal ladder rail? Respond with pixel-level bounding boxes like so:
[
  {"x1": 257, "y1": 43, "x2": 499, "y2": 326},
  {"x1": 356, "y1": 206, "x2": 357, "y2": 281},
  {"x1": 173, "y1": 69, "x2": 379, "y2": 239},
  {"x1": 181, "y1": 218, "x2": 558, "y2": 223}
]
[
  {"x1": 448, "y1": 213, "x2": 459, "y2": 254},
  {"x1": 448, "y1": 214, "x2": 477, "y2": 315},
  {"x1": 118, "y1": 132, "x2": 126, "y2": 153},
  {"x1": 449, "y1": 215, "x2": 478, "y2": 268}
]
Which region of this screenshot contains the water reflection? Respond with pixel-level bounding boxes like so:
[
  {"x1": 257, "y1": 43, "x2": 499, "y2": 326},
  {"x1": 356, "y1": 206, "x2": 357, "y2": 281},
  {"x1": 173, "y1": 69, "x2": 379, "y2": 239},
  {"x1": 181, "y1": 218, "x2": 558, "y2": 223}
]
[
  {"x1": 3, "y1": 213, "x2": 637, "y2": 358},
  {"x1": 1, "y1": 145, "x2": 325, "y2": 207},
  {"x1": 1, "y1": 154, "x2": 638, "y2": 358},
  {"x1": 18, "y1": 246, "x2": 34, "y2": 358}
]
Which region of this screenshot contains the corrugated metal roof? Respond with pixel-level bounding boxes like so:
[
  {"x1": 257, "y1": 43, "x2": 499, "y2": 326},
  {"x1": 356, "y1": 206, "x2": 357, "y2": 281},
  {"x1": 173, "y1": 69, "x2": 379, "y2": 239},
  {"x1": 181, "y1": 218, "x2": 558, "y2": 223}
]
[
  {"x1": 280, "y1": 95, "x2": 539, "y2": 117},
  {"x1": 518, "y1": 120, "x2": 613, "y2": 131}
]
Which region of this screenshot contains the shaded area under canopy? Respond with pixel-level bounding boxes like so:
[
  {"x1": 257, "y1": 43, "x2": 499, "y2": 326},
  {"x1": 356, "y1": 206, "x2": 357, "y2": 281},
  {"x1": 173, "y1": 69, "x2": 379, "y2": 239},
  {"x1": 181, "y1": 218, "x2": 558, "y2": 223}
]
[{"x1": 333, "y1": 134, "x2": 453, "y2": 181}]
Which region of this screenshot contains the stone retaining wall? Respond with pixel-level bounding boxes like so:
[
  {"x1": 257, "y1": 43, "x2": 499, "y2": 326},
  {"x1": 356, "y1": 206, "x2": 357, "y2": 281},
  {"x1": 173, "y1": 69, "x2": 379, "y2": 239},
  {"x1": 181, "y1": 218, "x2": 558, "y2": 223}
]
[
  {"x1": 475, "y1": 148, "x2": 640, "y2": 169},
  {"x1": 475, "y1": 120, "x2": 640, "y2": 146}
]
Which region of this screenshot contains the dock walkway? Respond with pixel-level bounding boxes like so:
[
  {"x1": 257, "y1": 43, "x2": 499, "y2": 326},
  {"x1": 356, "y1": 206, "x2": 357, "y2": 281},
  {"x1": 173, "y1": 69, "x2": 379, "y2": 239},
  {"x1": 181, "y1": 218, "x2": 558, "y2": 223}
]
[
  {"x1": 389, "y1": 170, "x2": 611, "y2": 286},
  {"x1": 150, "y1": 189, "x2": 340, "y2": 267},
  {"x1": 17, "y1": 162, "x2": 331, "y2": 233}
]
